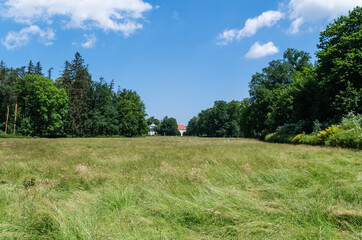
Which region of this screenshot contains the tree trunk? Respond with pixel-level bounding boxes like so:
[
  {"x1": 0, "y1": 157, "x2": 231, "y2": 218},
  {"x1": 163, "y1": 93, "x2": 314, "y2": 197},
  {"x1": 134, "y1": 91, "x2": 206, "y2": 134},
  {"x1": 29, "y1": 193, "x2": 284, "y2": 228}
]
[
  {"x1": 13, "y1": 103, "x2": 18, "y2": 135},
  {"x1": 5, "y1": 104, "x2": 9, "y2": 134}
]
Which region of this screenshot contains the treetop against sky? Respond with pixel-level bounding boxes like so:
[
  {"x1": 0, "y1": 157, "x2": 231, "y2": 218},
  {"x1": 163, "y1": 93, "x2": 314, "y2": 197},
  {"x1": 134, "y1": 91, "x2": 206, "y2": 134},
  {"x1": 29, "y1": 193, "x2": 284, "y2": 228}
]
[{"x1": 0, "y1": 0, "x2": 360, "y2": 124}]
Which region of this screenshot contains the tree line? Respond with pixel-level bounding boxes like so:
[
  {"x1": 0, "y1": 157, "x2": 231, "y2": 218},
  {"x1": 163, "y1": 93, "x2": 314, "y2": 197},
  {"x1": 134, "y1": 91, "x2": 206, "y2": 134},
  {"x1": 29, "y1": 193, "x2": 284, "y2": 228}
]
[
  {"x1": 146, "y1": 116, "x2": 180, "y2": 136},
  {"x1": 187, "y1": 7, "x2": 361, "y2": 139},
  {"x1": 0, "y1": 53, "x2": 148, "y2": 137}
]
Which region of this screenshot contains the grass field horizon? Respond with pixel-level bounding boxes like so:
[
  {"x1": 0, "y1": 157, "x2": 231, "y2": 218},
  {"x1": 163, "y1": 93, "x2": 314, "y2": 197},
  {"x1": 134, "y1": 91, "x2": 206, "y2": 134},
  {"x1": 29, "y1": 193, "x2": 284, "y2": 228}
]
[{"x1": 0, "y1": 137, "x2": 361, "y2": 239}]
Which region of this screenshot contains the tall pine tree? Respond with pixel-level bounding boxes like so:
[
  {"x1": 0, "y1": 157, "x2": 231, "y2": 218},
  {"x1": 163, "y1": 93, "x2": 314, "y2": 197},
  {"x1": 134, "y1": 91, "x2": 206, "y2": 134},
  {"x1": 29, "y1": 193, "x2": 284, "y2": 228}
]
[
  {"x1": 34, "y1": 61, "x2": 43, "y2": 76},
  {"x1": 60, "y1": 52, "x2": 92, "y2": 135},
  {"x1": 27, "y1": 60, "x2": 35, "y2": 74}
]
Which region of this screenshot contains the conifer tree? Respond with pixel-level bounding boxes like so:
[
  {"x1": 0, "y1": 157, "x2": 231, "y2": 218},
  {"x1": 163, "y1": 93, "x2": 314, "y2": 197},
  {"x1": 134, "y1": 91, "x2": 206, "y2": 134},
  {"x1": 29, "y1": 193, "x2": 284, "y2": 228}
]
[
  {"x1": 34, "y1": 61, "x2": 43, "y2": 76},
  {"x1": 27, "y1": 60, "x2": 35, "y2": 74},
  {"x1": 60, "y1": 52, "x2": 92, "y2": 135}
]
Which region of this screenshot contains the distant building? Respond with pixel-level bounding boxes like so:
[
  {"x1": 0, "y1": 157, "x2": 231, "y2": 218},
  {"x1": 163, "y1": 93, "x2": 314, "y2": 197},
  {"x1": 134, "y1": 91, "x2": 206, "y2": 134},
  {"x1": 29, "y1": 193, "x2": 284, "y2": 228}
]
[
  {"x1": 149, "y1": 123, "x2": 157, "y2": 136},
  {"x1": 178, "y1": 124, "x2": 187, "y2": 137}
]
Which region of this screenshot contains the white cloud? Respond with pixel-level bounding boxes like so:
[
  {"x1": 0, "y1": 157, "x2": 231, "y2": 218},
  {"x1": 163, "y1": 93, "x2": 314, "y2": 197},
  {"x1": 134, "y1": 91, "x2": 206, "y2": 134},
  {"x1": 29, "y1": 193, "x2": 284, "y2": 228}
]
[
  {"x1": 217, "y1": 29, "x2": 237, "y2": 46},
  {"x1": 289, "y1": 17, "x2": 304, "y2": 34},
  {"x1": 239, "y1": 11, "x2": 284, "y2": 37},
  {"x1": 1, "y1": 0, "x2": 153, "y2": 37},
  {"x1": 288, "y1": 0, "x2": 362, "y2": 33},
  {"x1": 1, "y1": 25, "x2": 55, "y2": 49},
  {"x1": 218, "y1": 11, "x2": 283, "y2": 45},
  {"x1": 81, "y1": 34, "x2": 97, "y2": 48},
  {"x1": 245, "y1": 42, "x2": 279, "y2": 59}
]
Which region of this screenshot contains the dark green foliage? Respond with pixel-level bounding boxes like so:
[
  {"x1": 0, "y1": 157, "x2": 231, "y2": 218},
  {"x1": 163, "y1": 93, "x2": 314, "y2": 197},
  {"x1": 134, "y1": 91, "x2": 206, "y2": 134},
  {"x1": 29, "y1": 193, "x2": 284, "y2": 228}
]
[
  {"x1": 316, "y1": 6, "x2": 362, "y2": 121},
  {"x1": 276, "y1": 121, "x2": 309, "y2": 135},
  {"x1": 27, "y1": 60, "x2": 35, "y2": 74},
  {"x1": 34, "y1": 62, "x2": 43, "y2": 76},
  {"x1": 187, "y1": 100, "x2": 243, "y2": 137},
  {"x1": 207, "y1": 101, "x2": 229, "y2": 137},
  {"x1": 116, "y1": 89, "x2": 148, "y2": 137},
  {"x1": 247, "y1": 48, "x2": 312, "y2": 135},
  {"x1": 0, "y1": 66, "x2": 21, "y2": 134},
  {"x1": 283, "y1": 48, "x2": 313, "y2": 72},
  {"x1": 146, "y1": 116, "x2": 160, "y2": 126},
  {"x1": 57, "y1": 53, "x2": 148, "y2": 137},
  {"x1": 84, "y1": 78, "x2": 119, "y2": 136},
  {"x1": 58, "y1": 52, "x2": 92, "y2": 135},
  {"x1": 159, "y1": 117, "x2": 179, "y2": 136},
  {"x1": 16, "y1": 75, "x2": 68, "y2": 136},
  {"x1": 0, "y1": 68, "x2": 17, "y2": 108},
  {"x1": 186, "y1": 116, "x2": 199, "y2": 136},
  {"x1": 0, "y1": 53, "x2": 149, "y2": 137}
]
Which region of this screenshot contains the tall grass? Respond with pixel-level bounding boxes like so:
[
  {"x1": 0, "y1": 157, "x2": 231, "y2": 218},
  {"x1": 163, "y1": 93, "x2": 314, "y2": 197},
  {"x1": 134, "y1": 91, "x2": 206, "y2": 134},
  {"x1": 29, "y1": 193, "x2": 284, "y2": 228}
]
[{"x1": 0, "y1": 137, "x2": 361, "y2": 239}]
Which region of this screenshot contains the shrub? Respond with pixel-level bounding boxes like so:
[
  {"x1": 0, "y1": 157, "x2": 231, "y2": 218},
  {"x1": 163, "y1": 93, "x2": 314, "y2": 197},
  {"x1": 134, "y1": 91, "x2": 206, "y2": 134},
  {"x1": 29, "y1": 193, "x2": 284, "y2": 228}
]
[
  {"x1": 276, "y1": 120, "x2": 310, "y2": 135},
  {"x1": 265, "y1": 113, "x2": 361, "y2": 149},
  {"x1": 0, "y1": 130, "x2": 11, "y2": 138},
  {"x1": 322, "y1": 112, "x2": 362, "y2": 149},
  {"x1": 312, "y1": 120, "x2": 330, "y2": 133},
  {"x1": 299, "y1": 134, "x2": 318, "y2": 145},
  {"x1": 291, "y1": 134, "x2": 304, "y2": 144},
  {"x1": 317, "y1": 125, "x2": 338, "y2": 144},
  {"x1": 326, "y1": 128, "x2": 362, "y2": 149},
  {"x1": 0, "y1": 130, "x2": 32, "y2": 139},
  {"x1": 265, "y1": 133, "x2": 294, "y2": 143},
  {"x1": 340, "y1": 112, "x2": 362, "y2": 131},
  {"x1": 265, "y1": 133, "x2": 276, "y2": 142}
]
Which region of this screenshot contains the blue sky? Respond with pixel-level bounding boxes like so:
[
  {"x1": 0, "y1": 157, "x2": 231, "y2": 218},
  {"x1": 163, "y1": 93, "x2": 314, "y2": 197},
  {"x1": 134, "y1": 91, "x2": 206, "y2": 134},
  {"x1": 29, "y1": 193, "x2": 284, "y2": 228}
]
[{"x1": 0, "y1": 0, "x2": 360, "y2": 125}]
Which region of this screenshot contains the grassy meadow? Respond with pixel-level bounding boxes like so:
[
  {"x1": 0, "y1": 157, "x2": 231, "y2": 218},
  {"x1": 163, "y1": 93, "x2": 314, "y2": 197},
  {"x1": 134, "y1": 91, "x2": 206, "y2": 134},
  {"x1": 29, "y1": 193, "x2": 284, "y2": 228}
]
[{"x1": 0, "y1": 137, "x2": 361, "y2": 239}]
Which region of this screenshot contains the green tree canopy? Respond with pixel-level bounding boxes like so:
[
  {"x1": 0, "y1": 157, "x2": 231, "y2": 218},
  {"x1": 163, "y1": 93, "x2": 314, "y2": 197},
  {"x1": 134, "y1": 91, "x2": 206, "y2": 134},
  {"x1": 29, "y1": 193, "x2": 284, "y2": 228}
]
[
  {"x1": 159, "y1": 116, "x2": 179, "y2": 136},
  {"x1": 34, "y1": 61, "x2": 43, "y2": 76},
  {"x1": 117, "y1": 89, "x2": 148, "y2": 137},
  {"x1": 186, "y1": 116, "x2": 199, "y2": 136},
  {"x1": 84, "y1": 77, "x2": 119, "y2": 136},
  {"x1": 16, "y1": 75, "x2": 68, "y2": 136},
  {"x1": 59, "y1": 52, "x2": 92, "y2": 135},
  {"x1": 247, "y1": 49, "x2": 312, "y2": 135},
  {"x1": 316, "y1": 6, "x2": 362, "y2": 121},
  {"x1": 146, "y1": 116, "x2": 160, "y2": 126},
  {"x1": 27, "y1": 60, "x2": 35, "y2": 74}
]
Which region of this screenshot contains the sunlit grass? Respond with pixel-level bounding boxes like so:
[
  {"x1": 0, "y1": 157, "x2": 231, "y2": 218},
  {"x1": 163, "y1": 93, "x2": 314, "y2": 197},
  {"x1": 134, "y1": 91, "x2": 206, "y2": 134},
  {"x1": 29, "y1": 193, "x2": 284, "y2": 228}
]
[{"x1": 0, "y1": 137, "x2": 361, "y2": 239}]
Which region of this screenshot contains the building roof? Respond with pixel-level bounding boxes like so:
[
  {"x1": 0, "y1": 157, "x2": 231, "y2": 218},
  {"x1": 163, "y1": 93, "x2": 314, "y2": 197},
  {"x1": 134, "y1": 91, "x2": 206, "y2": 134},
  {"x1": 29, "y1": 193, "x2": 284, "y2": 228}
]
[
  {"x1": 178, "y1": 124, "x2": 187, "y2": 130},
  {"x1": 149, "y1": 123, "x2": 157, "y2": 128}
]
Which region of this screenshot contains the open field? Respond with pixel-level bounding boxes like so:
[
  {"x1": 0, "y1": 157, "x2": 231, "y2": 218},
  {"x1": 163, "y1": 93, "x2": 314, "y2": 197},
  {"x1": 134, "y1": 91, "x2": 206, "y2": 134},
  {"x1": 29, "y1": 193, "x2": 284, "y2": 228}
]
[{"x1": 0, "y1": 137, "x2": 361, "y2": 239}]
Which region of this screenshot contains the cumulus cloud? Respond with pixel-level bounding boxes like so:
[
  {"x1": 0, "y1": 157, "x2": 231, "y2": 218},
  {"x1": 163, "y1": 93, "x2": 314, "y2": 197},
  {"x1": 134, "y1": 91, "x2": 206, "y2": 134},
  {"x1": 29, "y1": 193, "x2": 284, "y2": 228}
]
[
  {"x1": 239, "y1": 11, "x2": 284, "y2": 37},
  {"x1": 1, "y1": 0, "x2": 153, "y2": 38},
  {"x1": 288, "y1": 0, "x2": 362, "y2": 33},
  {"x1": 289, "y1": 17, "x2": 304, "y2": 34},
  {"x1": 245, "y1": 42, "x2": 279, "y2": 59},
  {"x1": 217, "y1": 29, "x2": 237, "y2": 46},
  {"x1": 81, "y1": 34, "x2": 97, "y2": 48},
  {"x1": 1, "y1": 25, "x2": 55, "y2": 49},
  {"x1": 218, "y1": 11, "x2": 283, "y2": 45}
]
